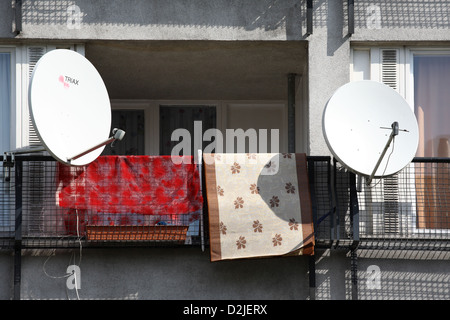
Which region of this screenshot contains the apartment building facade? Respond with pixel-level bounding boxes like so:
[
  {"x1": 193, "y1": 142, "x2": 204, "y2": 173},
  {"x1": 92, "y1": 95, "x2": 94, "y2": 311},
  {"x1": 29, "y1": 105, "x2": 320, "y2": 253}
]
[{"x1": 0, "y1": 1, "x2": 449, "y2": 300}]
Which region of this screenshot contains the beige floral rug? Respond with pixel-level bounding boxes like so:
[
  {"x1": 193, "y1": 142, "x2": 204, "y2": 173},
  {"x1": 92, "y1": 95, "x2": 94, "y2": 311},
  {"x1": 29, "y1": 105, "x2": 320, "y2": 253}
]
[{"x1": 203, "y1": 153, "x2": 314, "y2": 262}]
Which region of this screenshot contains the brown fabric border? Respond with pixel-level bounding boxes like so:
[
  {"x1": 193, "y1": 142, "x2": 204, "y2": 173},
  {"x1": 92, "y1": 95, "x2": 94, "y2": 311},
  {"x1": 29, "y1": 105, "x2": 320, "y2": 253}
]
[
  {"x1": 203, "y1": 154, "x2": 222, "y2": 262},
  {"x1": 295, "y1": 153, "x2": 315, "y2": 256}
]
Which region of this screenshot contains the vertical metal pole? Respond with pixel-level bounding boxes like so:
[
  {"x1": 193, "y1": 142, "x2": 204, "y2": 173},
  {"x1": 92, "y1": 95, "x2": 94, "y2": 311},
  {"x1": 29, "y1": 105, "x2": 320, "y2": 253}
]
[
  {"x1": 350, "y1": 248, "x2": 358, "y2": 300},
  {"x1": 13, "y1": 160, "x2": 22, "y2": 300},
  {"x1": 349, "y1": 172, "x2": 360, "y2": 300},
  {"x1": 288, "y1": 73, "x2": 296, "y2": 153},
  {"x1": 306, "y1": 0, "x2": 313, "y2": 35},
  {"x1": 348, "y1": 0, "x2": 355, "y2": 35}
]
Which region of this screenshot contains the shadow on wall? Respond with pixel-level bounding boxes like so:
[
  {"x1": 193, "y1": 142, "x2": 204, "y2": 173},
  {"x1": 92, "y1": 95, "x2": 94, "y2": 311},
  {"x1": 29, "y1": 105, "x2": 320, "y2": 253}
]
[
  {"x1": 312, "y1": 0, "x2": 449, "y2": 29},
  {"x1": 21, "y1": 0, "x2": 308, "y2": 39},
  {"x1": 353, "y1": 0, "x2": 450, "y2": 29}
]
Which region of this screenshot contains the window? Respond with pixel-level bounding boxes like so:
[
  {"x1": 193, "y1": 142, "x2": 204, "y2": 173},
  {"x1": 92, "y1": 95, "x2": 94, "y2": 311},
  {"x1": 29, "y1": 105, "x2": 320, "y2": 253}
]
[
  {"x1": 225, "y1": 103, "x2": 287, "y2": 153},
  {"x1": 351, "y1": 47, "x2": 450, "y2": 234},
  {"x1": 104, "y1": 101, "x2": 286, "y2": 244},
  {"x1": 159, "y1": 105, "x2": 217, "y2": 157},
  {"x1": 110, "y1": 101, "x2": 288, "y2": 156},
  {"x1": 412, "y1": 52, "x2": 450, "y2": 229}
]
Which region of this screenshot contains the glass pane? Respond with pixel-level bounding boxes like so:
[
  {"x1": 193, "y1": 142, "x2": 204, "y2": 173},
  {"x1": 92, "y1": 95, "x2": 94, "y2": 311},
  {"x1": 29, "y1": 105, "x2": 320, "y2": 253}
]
[
  {"x1": 414, "y1": 54, "x2": 450, "y2": 157},
  {"x1": 102, "y1": 110, "x2": 145, "y2": 155},
  {"x1": 159, "y1": 105, "x2": 217, "y2": 156}
]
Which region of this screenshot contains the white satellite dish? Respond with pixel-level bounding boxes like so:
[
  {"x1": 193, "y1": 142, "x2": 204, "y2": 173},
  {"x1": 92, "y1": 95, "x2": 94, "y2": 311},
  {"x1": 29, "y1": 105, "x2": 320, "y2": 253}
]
[
  {"x1": 323, "y1": 80, "x2": 419, "y2": 185},
  {"x1": 28, "y1": 49, "x2": 124, "y2": 166}
]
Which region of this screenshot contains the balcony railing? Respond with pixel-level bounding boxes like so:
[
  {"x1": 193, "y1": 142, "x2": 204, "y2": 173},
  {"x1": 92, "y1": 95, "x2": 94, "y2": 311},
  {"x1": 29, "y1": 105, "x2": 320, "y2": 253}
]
[
  {"x1": 322, "y1": 158, "x2": 450, "y2": 251},
  {"x1": 1, "y1": 155, "x2": 449, "y2": 251}
]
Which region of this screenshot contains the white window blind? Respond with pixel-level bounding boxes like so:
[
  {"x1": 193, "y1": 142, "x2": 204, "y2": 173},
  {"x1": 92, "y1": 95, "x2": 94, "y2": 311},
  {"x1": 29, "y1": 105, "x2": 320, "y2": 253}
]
[{"x1": 27, "y1": 46, "x2": 46, "y2": 146}]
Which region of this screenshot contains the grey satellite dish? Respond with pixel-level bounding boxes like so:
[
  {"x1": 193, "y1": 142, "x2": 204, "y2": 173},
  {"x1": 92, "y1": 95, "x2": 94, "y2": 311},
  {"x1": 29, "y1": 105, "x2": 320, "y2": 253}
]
[
  {"x1": 27, "y1": 49, "x2": 125, "y2": 166},
  {"x1": 323, "y1": 80, "x2": 419, "y2": 185}
]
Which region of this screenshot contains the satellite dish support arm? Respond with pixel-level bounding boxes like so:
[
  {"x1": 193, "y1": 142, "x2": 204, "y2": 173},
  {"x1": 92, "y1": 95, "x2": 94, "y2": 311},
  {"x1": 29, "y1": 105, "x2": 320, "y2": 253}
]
[
  {"x1": 67, "y1": 128, "x2": 125, "y2": 163},
  {"x1": 366, "y1": 121, "x2": 399, "y2": 186}
]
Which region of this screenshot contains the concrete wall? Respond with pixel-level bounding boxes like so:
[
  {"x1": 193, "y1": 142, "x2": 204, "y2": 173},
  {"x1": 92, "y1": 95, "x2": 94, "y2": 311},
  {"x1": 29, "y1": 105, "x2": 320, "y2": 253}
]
[
  {"x1": 3, "y1": 248, "x2": 312, "y2": 300},
  {"x1": 1, "y1": 0, "x2": 306, "y2": 41},
  {"x1": 352, "y1": 0, "x2": 450, "y2": 42},
  {"x1": 2, "y1": 0, "x2": 448, "y2": 154},
  {"x1": 355, "y1": 250, "x2": 450, "y2": 300},
  {"x1": 307, "y1": 0, "x2": 351, "y2": 155}
]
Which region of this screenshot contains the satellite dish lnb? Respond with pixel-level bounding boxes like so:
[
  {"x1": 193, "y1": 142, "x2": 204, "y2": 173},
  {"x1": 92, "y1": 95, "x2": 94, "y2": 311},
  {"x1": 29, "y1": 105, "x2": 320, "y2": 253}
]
[
  {"x1": 322, "y1": 80, "x2": 419, "y2": 185},
  {"x1": 28, "y1": 49, "x2": 125, "y2": 166}
]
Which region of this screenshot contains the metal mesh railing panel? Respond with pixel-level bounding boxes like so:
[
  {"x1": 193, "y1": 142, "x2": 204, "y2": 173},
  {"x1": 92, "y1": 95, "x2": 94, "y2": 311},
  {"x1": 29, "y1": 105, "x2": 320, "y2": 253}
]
[{"x1": 2, "y1": 155, "x2": 448, "y2": 251}]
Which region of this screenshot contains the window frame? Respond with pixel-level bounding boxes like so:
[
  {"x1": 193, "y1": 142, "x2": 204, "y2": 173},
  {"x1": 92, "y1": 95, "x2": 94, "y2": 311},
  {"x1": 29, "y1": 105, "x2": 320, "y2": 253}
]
[
  {"x1": 0, "y1": 44, "x2": 84, "y2": 235},
  {"x1": 406, "y1": 48, "x2": 450, "y2": 234},
  {"x1": 0, "y1": 47, "x2": 15, "y2": 232},
  {"x1": 110, "y1": 99, "x2": 288, "y2": 156}
]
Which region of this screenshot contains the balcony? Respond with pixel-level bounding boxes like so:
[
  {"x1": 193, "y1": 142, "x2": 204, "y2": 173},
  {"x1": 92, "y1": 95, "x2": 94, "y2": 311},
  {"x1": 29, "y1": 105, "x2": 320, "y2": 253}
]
[
  {"x1": 1, "y1": 154, "x2": 449, "y2": 251},
  {"x1": 318, "y1": 158, "x2": 450, "y2": 251}
]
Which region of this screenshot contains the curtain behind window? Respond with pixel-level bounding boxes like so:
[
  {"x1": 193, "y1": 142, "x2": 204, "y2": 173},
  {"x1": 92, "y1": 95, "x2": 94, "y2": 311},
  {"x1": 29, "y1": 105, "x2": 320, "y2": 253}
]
[
  {"x1": 414, "y1": 55, "x2": 450, "y2": 157},
  {"x1": 414, "y1": 55, "x2": 450, "y2": 229},
  {"x1": 0, "y1": 53, "x2": 11, "y2": 154}
]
